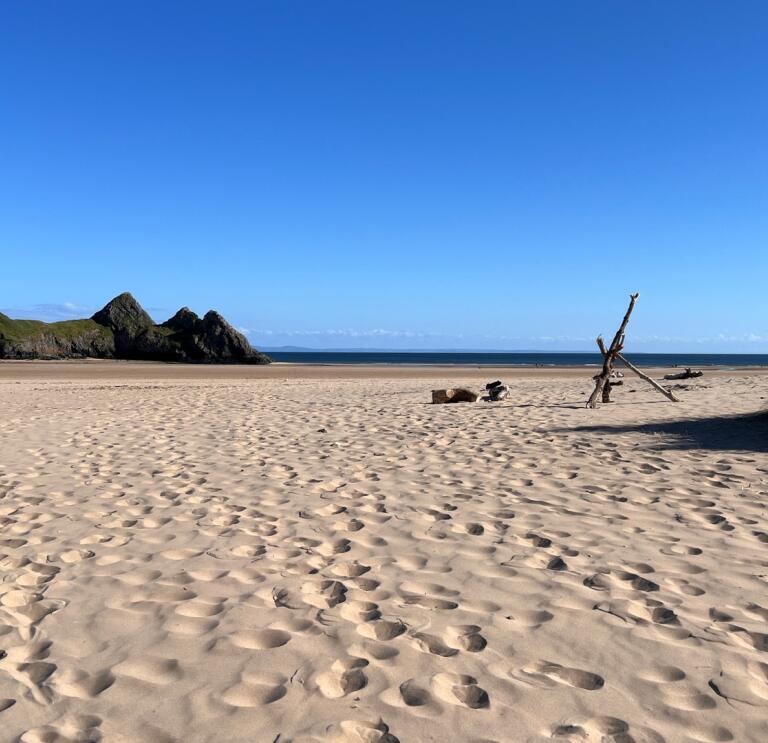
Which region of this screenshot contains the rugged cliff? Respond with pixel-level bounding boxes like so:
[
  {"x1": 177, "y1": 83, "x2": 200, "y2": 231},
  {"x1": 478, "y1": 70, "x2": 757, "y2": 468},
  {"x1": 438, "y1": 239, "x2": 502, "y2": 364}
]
[{"x1": 0, "y1": 293, "x2": 271, "y2": 364}]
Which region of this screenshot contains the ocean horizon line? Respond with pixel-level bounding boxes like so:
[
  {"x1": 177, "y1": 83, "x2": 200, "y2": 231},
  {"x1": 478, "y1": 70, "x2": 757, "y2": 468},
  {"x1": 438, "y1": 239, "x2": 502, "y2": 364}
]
[
  {"x1": 262, "y1": 347, "x2": 768, "y2": 355},
  {"x1": 265, "y1": 350, "x2": 768, "y2": 367}
]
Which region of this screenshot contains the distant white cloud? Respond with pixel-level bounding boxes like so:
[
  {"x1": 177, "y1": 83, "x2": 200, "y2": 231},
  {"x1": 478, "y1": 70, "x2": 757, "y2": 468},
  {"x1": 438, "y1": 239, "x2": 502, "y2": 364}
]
[
  {"x1": 243, "y1": 327, "x2": 768, "y2": 342},
  {"x1": 240, "y1": 327, "x2": 768, "y2": 352},
  {"x1": 239, "y1": 327, "x2": 453, "y2": 339},
  {"x1": 632, "y1": 333, "x2": 768, "y2": 345},
  {"x1": 1, "y1": 302, "x2": 95, "y2": 321},
  {"x1": 3, "y1": 306, "x2": 765, "y2": 352}
]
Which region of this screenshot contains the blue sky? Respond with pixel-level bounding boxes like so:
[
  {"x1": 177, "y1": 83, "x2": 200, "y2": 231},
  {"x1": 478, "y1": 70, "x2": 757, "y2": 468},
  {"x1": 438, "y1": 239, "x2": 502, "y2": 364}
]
[{"x1": 1, "y1": 1, "x2": 766, "y2": 351}]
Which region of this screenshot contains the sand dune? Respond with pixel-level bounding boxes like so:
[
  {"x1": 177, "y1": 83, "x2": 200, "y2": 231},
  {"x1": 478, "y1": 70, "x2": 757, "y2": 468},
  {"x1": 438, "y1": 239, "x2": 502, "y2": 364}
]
[{"x1": 0, "y1": 369, "x2": 767, "y2": 742}]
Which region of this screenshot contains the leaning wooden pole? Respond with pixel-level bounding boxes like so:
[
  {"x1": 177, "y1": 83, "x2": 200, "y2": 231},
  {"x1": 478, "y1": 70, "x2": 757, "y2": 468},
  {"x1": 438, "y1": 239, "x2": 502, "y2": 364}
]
[
  {"x1": 596, "y1": 337, "x2": 612, "y2": 403},
  {"x1": 586, "y1": 293, "x2": 639, "y2": 408},
  {"x1": 615, "y1": 352, "x2": 680, "y2": 402}
]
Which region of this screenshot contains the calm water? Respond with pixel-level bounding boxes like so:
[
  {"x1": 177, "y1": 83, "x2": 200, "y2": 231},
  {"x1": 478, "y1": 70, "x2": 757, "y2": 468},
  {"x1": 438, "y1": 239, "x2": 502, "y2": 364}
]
[{"x1": 267, "y1": 351, "x2": 768, "y2": 367}]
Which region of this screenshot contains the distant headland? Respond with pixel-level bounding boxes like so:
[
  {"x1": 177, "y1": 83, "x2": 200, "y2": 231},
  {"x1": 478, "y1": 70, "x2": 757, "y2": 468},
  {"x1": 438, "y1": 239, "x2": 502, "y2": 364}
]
[{"x1": 0, "y1": 292, "x2": 271, "y2": 364}]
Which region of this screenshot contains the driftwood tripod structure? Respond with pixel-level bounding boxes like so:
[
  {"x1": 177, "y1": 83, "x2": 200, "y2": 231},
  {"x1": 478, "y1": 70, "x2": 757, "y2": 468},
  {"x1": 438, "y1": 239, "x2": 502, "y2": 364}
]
[{"x1": 586, "y1": 293, "x2": 679, "y2": 408}]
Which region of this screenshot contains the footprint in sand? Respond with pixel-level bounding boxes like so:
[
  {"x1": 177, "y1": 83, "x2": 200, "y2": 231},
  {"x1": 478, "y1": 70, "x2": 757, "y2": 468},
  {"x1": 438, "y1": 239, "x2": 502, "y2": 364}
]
[
  {"x1": 221, "y1": 670, "x2": 287, "y2": 707},
  {"x1": 727, "y1": 626, "x2": 768, "y2": 652},
  {"x1": 302, "y1": 579, "x2": 348, "y2": 609},
  {"x1": 20, "y1": 714, "x2": 103, "y2": 743},
  {"x1": 410, "y1": 632, "x2": 458, "y2": 657},
  {"x1": 396, "y1": 678, "x2": 433, "y2": 707},
  {"x1": 325, "y1": 719, "x2": 399, "y2": 743},
  {"x1": 357, "y1": 619, "x2": 406, "y2": 641},
  {"x1": 52, "y1": 667, "x2": 115, "y2": 699},
  {"x1": 744, "y1": 603, "x2": 768, "y2": 621},
  {"x1": 316, "y1": 504, "x2": 347, "y2": 517},
  {"x1": 315, "y1": 657, "x2": 368, "y2": 698},
  {"x1": 311, "y1": 477, "x2": 347, "y2": 493},
  {"x1": 446, "y1": 624, "x2": 487, "y2": 651},
  {"x1": 331, "y1": 561, "x2": 371, "y2": 578},
  {"x1": 613, "y1": 571, "x2": 660, "y2": 592},
  {"x1": 551, "y1": 716, "x2": 632, "y2": 741},
  {"x1": 335, "y1": 518, "x2": 365, "y2": 532},
  {"x1": 506, "y1": 609, "x2": 553, "y2": 627},
  {"x1": 638, "y1": 665, "x2": 687, "y2": 683},
  {"x1": 518, "y1": 660, "x2": 604, "y2": 690},
  {"x1": 340, "y1": 600, "x2": 381, "y2": 622},
  {"x1": 114, "y1": 656, "x2": 182, "y2": 684},
  {"x1": 230, "y1": 628, "x2": 291, "y2": 649},
  {"x1": 317, "y1": 538, "x2": 352, "y2": 556},
  {"x1": 160, "y1": 547, "x2": 203, "y2": 561},
  {"x1": 230, "y1": 544, "x2": 267, "y2": 558},
  {"x1": 59, "y1": 549, "x2": 95, "y2": 563},
  {"x1": 174, "y1": 599, "x2": 224, "y2": 618},
  {"x1": 400, "y1": 593, "x2": 458, "y2": 610},
  {"x1": 431, "y1": 673, "x2": 489, "y2": 708}
]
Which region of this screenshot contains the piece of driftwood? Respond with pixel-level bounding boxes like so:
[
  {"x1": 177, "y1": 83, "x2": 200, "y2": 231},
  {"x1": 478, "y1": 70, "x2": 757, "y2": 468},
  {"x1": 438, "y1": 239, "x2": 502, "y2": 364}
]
[
  {"x1": 615, "y1": 352, "x2": 680, "y2": 402},
  {"x1": 594, "y1": 340, "x2": 626, "y2": 400},
  {"x1": 664, "y1": 368, "x2": 703, "y2": 380},
  {"x1": 586, "y1": 293, "x2": 639, "y2": 408},
  {"x1": 602, "y1": 379, "x2": 612, "y2": 403},
  {"x1": 432, "y1": 388, "x2": 478, "y2": 404}
]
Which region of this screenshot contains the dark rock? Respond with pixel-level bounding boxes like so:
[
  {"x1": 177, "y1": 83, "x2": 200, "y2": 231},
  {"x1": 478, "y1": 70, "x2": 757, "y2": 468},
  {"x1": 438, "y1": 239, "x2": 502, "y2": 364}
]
[
  {"x1": 1, "y1": 293, "x2": 271, "y2": 364},
  {"x1": 198, "y1": 310, "x2": 256, "y2": 362},
  {"x1": 432, "y1": 388, "x2": 479, "y2": 404},
  {"x1": 162, "y1": 307, "x2": 200, "y2": 333},
  {"x1": 92, "y1": 292, "x2": 153, "y2": 337}
]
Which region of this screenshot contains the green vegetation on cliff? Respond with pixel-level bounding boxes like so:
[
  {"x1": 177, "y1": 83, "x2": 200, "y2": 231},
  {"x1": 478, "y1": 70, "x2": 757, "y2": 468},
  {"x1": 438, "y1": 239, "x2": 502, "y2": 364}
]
[
  {"x1": 0, "y1": 314, "x2": 112, "y2": 343},
  {"x1": 0, "y1": 294, "x2": 271, "y2": 364}
]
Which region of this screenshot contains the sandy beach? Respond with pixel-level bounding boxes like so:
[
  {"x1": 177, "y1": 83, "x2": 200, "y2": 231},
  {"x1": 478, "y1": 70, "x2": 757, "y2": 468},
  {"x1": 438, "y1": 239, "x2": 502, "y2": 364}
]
[{"x1": 1, "y1": 363, "x2": 767, "y2": 742}]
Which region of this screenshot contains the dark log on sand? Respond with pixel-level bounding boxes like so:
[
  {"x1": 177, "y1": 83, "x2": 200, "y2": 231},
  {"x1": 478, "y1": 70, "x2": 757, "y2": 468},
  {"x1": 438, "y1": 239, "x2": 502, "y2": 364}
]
[{"x1": 664, "y1": 368, "x2": 703, "y2": 380}]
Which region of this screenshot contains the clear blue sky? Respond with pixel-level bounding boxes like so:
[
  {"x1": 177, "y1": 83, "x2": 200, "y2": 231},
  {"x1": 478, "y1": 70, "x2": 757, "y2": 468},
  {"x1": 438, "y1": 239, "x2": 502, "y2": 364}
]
[{"x1": 2, "y1": 1, "x2": 766, "y2": 351}]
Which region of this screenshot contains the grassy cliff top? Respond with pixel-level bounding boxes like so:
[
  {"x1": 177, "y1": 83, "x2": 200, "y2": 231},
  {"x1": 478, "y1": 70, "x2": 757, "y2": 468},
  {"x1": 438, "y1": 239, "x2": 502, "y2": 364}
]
[{"x1": 0, "y1": 314, "x2": 113, "y2": 342}]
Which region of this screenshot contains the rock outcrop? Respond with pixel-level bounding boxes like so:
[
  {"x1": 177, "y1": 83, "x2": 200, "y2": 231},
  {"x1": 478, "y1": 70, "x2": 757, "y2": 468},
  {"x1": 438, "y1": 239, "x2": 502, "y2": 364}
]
[
  {"x1": 0, "y1": 293, "x2": 271, "y2": 364},
  {"x1": 92, "y1": 292, "x2": 154, "y2": 338}
]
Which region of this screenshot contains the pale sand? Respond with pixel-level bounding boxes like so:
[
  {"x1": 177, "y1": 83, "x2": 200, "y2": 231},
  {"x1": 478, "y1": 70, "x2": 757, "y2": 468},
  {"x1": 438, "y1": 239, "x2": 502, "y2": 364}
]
[{"x1": 1, "y1": 365, "x2": 767, "y2": 742}]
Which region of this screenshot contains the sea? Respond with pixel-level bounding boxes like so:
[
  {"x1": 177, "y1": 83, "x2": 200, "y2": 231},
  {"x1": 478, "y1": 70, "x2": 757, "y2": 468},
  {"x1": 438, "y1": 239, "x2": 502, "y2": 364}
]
[{"x1": 266, "y1": 351, "x2": 768, "y2": 368}]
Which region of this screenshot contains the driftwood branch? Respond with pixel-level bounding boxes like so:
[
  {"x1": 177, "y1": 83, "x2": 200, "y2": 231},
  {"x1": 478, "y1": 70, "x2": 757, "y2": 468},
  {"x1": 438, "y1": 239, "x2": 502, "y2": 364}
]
[
  {"x1": 664, "y1": 368, "x2": 703, "y2": 380},
  {"x1": 586, "y1": 293, "x2": 639, "y2": 408},
  {"x1": 615, "y1": 353, "x2": 680, "y2": 402},
  {"x1": 596, "y1": 337, "x2": 612, "y2": 402}
]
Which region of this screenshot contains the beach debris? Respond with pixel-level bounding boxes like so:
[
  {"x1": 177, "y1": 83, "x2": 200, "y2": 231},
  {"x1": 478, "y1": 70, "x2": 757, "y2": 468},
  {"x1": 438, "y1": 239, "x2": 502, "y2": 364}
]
[
  {"x1": 587, "y1": 293, "x2": 679, "y2": 407},
  {"x1": 664, "y1": 368, "x2": 703, "y2": 380},
  {"x1": 432, "y1": 388, "x2": 478, "y2": 404},
  {"x1": 591, "y1": 369, "x2": 624, "y2": 390},
  {"x1": 614, "y1": 351, "x2": 679, "y2": 402},
  {"x1": 483, "y1": 381, "x2": 510, "y2": 402}
]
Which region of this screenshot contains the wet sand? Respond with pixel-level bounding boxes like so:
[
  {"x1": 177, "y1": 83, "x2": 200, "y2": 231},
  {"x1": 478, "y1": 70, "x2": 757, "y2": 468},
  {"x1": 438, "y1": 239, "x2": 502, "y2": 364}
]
[{"x1": 2, "y1": 359, "x2": 767, "y2": 381}]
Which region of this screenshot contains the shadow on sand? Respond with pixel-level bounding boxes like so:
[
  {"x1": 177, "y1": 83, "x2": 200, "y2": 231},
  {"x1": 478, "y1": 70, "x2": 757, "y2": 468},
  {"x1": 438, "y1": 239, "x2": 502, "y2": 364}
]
[{"x1": 568, "y1": 410, "x2": 768, "y2": 453}]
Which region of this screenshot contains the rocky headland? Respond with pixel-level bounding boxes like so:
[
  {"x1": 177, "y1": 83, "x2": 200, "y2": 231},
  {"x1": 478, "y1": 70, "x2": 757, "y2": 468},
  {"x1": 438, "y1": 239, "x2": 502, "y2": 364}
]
[{"x1": 0, "y1": 292, "x2": 271, "y2": 363}]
